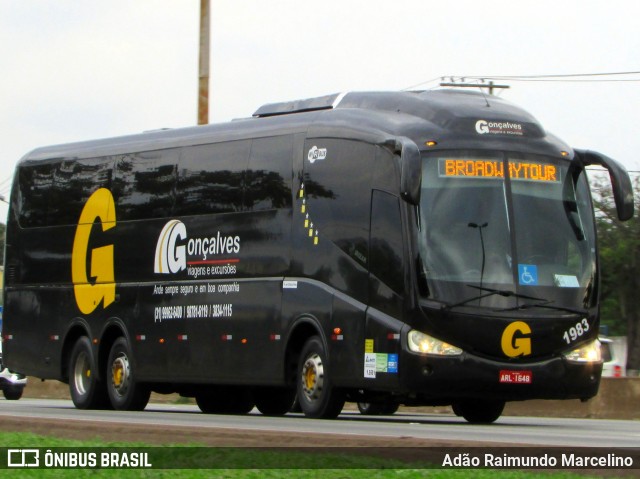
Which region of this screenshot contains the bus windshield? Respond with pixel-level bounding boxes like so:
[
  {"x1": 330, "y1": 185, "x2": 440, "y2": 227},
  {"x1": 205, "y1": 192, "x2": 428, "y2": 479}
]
[{"x1": 417, "y1": 151, "x2": 597, "y2": 312}]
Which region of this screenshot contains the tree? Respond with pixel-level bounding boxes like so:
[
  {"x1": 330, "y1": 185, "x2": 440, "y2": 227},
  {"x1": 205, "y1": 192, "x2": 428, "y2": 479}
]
[
  {"x1": 591, "y1": 173, "x2": 640, "y2": 373},
  {"x1": 0, "y1": 222, "x2": 4, "y2": 306},
  {"x1": 0, "y1": 222, "x2": 4, "y2": 267}
]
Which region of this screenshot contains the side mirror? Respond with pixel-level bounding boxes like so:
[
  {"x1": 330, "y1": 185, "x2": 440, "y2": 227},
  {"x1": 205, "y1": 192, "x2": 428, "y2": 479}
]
[
  {"x1": 396, "y1": 137, "x2": 422, "y2": 205},
  {"x1": 574, "y1": 149, "x2": 634, "y2": 221}
]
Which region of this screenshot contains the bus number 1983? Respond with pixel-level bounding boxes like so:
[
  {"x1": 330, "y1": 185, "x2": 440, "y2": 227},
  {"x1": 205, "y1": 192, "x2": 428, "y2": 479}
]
[{"x1": 562, "y1": 318, "x2": 590, "y2": 344}]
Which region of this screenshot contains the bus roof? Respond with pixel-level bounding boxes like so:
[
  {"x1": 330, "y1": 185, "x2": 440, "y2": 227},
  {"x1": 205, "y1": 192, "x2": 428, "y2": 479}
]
[{"x1": 19, "y1": 89, "x2": 570, "y2": 165}]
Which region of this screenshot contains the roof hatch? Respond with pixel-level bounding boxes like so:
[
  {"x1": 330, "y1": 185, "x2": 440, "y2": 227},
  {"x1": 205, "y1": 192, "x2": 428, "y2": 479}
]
[{"x1": 253, "y1": 93, "x2": 347, "y2": 118}]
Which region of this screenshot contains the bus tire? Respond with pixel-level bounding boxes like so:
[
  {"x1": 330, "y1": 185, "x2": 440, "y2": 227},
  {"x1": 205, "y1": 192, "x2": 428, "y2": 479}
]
[
  {"x1": 68, "y1": 336, "x2": 109, "y2": 409},
  {"x1": 3, "y1": 387, "x2": 24, "y2": 401},
  {"x1": 297, "y1": 336, "x2": 345, "y2": 419},
  {"x1": 195, "y1": 393, "x2": 225, "y2": 414},
  {"x1": 452, "y1": 399, "x2": 504, "y2": 424},
  {"x1": 255, "y1": 387, "x2": 296, "y2": 416},
  {"x1": 383, "y1": 403, "x2": 400, "y2": 415},
  {"x1": 196, "y1": 386, "x2": 254, "y2": 414},
  {"x1": 289, "y1": 395, "x2": 302, "y2": 413},
  {"x1": 106, "y1": 337, "x2": 150, "y2": 411},
  {"x1": 225, "y1": 387, "x2": 255, "y2": 414}
]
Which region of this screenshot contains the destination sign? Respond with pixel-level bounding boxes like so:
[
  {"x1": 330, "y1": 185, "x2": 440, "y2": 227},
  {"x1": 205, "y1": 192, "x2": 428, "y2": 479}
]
[{"x1": 439, "y1": 158, "x2": 560, "y2": 183}]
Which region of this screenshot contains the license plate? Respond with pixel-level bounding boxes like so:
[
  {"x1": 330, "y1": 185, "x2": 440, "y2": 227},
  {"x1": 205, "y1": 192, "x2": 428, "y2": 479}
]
[{"x1": 499, "y1": 370, "x2": 532, "y2": 384}]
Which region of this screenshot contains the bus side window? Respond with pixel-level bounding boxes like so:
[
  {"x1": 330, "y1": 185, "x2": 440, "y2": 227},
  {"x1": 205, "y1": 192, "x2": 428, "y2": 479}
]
[
  {"x1": 51, "y1": 158, "x2": 113, "y2": 226},
  {"x1": 246, "y1": 136, "x2": 292, "y2": 211},
  {"x1": 17, "y1": 163, "x2": 56, "y2": 228},
  {"x1": 114, "y1": 149, "x2": 179, "y2": 220},
  {"x1": 369, "y1": 190, "x2": 405, "y2": 298},
  {"x1": 176, "y1": 141, "x2": 250, "y2": 216}
]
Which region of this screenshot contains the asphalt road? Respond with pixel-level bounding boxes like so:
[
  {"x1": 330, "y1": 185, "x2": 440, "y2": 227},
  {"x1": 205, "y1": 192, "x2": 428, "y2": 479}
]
[{"x1": 1, "y1": 398, "x2": 639, "y2": 448}]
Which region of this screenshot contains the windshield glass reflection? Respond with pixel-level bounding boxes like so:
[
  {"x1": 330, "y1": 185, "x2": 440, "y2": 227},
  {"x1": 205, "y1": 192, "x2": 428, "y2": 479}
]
[{"x1": 418, "y1": 151, "x2": 596, "y2": 311}]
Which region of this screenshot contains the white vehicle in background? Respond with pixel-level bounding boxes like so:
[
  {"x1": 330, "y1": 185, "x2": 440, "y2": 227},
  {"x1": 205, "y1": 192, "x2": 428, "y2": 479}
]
[
  {"x1": 600, "y1": 337, "x2": 626, "y2": 378},
  {"x1": 0, "y1": 308, "x2": 27, "y2": 400},
  {"x1": 0, "y1": 356, "x2": 26, "y2": 400}
]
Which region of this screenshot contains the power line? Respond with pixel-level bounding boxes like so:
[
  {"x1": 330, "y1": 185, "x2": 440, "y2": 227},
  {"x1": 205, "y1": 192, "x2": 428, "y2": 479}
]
[
  {"x1": 401, "y1": 76, "x2": 444, "y2": 91},
  {"x1": 469, "y1": 77, "x2": 640, "y2": 83},
  {"x1": 404, "y1": 71, "x2": 640, "y2": 90},
  {"x1": 465, "y1": 71, "x2": 640, "y2": 80}
]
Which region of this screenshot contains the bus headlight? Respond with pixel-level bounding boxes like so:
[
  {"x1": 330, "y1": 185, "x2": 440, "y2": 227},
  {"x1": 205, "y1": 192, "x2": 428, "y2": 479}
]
[
  {"x1": 408, "y1": 330, "x2": 463, "y2": 356},
  {"x1": 563, "y1": 340, "x2": 602, "y2": 363}
]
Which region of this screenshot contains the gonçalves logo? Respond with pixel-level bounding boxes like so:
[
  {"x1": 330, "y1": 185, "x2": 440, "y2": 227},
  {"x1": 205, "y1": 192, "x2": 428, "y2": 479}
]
[
  {"x1": 475, "y1": 119, "x2": 524, "y2": 136},
  {"x1": 475, "y1": 120, "x2": 490, "y2": 134},
  {"x1": 155, "y1": 220, "x2": 187, "y2": 274},
  {"x1": 154, "y1": 220, "x2": 241, "y2": 275}
]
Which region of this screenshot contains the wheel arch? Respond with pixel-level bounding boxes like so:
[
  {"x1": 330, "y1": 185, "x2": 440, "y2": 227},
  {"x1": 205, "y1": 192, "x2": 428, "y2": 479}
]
[
  {"x1": 98, "y1": 319, "x2": 128, "y2": 384},
  {"x1": 284, "y1": 316, "x2": 327, "y2": 386},
  {"x1": 61, "y1": 321, "x2": 90, "y2": 382}
]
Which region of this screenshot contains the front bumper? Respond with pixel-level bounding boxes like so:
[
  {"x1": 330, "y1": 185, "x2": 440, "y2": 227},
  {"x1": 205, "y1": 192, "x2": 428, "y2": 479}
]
[{"x1": 400, "y1": 349, "x2": 601, "y2": 404}]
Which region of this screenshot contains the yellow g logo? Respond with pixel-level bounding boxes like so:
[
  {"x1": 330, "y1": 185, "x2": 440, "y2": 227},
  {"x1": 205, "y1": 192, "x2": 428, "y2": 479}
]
[
  {"x1": 501, "y1": 321, "x2": 532, "y2": 357},
  {"x1": 72, "y1": 188, "x2": 116, "y2": 315}
]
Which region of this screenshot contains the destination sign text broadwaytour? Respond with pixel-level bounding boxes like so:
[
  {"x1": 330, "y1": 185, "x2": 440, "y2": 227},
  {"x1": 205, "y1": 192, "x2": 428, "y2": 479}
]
[{"x1": 439, "y1": 159, "x2": 560, "y2": 183}]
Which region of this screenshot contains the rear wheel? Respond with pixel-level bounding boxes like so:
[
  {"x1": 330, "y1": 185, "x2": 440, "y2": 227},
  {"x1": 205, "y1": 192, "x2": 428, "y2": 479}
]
[
  {"x1": 68, "y1": 336, "x2": 109, "y2": 409},
  {"x1": 297, "y1": 336, "x2": 345, "y2": 419},
  {"x1": 452, "y1": 399, "x2": 505, "y2": 424},
  {"x1": 196, "y1": 386, "x2": 254, "y2": 414},
  {"x1": 106, "y1": 337, "x2": 150, "y2": 411},
  {"x1": 255, "y1": 387, "x2": 296, "y2": 416}
]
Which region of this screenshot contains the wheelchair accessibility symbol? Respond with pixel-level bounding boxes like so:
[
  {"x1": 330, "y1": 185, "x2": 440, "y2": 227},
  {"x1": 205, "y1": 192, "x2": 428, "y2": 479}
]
[{"x1": 518, "y1": 264, "x2": 538, "y2": 286}]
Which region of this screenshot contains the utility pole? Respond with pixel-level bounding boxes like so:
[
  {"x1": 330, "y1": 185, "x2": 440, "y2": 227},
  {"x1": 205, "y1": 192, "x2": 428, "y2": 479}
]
[{"x1": 198, "y1": 0, "x2": 210, "y2": 125}]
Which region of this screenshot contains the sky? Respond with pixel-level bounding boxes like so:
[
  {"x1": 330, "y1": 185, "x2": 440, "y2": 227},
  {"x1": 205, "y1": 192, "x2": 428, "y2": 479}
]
[{"x1": 1, "y1": 0, "x2": 639, "y2": 221}]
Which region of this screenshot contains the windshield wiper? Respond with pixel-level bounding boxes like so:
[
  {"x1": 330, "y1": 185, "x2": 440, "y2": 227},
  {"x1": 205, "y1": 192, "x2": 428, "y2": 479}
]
[
  {"x1": 447, "y1": 285, "x2": 587, "y2": 315},
  {"x1": 446, "y1": 285, "x2": 547, "y2": 310},
  {"x1": 498, "y1": 302, "x2": 587, "y2": 315}
]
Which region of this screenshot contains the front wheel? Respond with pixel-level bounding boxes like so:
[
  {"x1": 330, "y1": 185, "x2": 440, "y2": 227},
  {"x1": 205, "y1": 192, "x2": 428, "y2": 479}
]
[
  {"x1": 68, "y1": 336, "x2": 109, "y2": 409},
  {"x1": 452, "y1": 399, "x2": 505, "y2": 424},
  {"x1": 106, "y1": 337, "x2": 150, "y2": 411},
  {"x1": 297, "y1": 336, "x2": 345, "y2": 419}
]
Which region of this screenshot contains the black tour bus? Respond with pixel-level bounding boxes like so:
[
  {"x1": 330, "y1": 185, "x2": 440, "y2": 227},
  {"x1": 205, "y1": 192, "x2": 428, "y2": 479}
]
[{"x1": 3, "y1": 90, "x2": 633, "y2": 423}]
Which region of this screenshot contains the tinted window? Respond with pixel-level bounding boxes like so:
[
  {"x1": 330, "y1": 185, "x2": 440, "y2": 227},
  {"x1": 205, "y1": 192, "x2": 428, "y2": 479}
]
[
  {"x1": 50, "y1": 157, "x2": 113, "y2": 225},
  {"x1": 17, "y1": 162, "x2": 56, "y2": 228},
  {"x1": 176, "y1": 141, "x2": 250, "y2": 216},
  {"x1": 19, "y1": 158, "x2": 114, "y2": 227},
  {"x1": 113, "y1": 149, "x2": 179, "y2": 220},
  {"x1": 246, "y1": 136, "x2": 292, "y2": 211},
  {"x1": 370, "y1": 190, "x2": 404, "y2": 294},
  {"x1": 304, "y1": 140, "x2": 373, "y2": 262}
]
